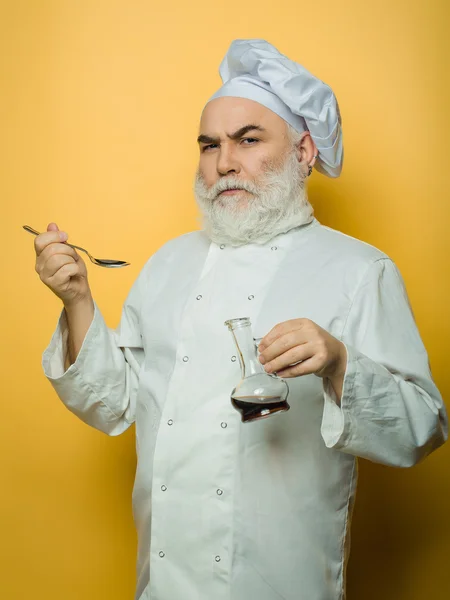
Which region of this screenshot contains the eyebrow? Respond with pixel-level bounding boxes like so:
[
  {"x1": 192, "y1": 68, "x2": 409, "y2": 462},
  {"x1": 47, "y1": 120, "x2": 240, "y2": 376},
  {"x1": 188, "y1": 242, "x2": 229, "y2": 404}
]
[{"x1": 197, "y1": 124, "x2": 266, "y2": 145}]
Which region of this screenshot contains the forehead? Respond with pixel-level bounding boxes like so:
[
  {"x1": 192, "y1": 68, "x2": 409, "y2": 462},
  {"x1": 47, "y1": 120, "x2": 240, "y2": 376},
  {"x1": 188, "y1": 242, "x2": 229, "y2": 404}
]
[{"x1": 199, "y1": 96, "x2": 288, "y2": 135}]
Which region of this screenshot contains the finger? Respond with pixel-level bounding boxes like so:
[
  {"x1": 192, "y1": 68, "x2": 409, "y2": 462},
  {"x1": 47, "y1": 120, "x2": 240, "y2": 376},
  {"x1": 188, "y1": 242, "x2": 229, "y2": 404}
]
[
  {"x1": 276, "y1": 355, "x2": 322, "y2": 379},
  {"x1": 38, "y1": 242, "x2": 79, "y2": 265},
  {"x1": 34, "y1": 230, "x2": 69, "y2": 256},
  {"x1": 260, "y1": 331, "x2": 307, "y2": 363},
  {"x1": 259, "y1": 319, "x2": 311, "y2": 351},
  {"x1": 263, "y1": 343, "x2": 314, "y2": 374},
  {"x1": 47, "y1": 222, "x2": 59, "y2": 232},
  {"x1": 48, "y1": 262, "x2": 81, "y2": 287},
  {"x1": 39, "y1": 252, "x2": 77, "y2": 279}
]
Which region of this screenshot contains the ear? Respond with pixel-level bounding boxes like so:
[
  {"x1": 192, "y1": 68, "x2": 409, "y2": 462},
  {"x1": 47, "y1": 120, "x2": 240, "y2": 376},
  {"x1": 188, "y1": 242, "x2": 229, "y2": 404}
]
[{"x1": 294, "y1": 131, "x2": 318, "y2": 167}]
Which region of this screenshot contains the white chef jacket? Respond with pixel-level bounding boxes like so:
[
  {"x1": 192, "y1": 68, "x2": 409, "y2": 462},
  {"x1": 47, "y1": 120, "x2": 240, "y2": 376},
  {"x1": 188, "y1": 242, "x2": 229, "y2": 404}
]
[{"x1": 42, "y1": 218, "x2": 447, "y2": 600}]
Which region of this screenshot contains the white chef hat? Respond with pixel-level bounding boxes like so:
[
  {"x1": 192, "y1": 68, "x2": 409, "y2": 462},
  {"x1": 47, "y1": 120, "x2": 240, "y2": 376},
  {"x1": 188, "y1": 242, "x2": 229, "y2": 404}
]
[{"x1": 206, "y1": 39, "x2": 343, "y2": 178}]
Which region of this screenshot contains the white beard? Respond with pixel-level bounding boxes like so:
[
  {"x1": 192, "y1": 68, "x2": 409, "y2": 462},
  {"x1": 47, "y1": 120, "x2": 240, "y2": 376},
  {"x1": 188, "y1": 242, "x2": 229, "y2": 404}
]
[{"x1": 193, "y1": 150, "x2": 314, "y2": 247}]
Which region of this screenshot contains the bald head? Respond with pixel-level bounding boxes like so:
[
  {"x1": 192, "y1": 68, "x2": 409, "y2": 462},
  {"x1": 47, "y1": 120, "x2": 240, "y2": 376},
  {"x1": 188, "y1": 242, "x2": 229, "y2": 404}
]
[{"x1": 199, "y1": 96, "x2": 291, "y2": 145}]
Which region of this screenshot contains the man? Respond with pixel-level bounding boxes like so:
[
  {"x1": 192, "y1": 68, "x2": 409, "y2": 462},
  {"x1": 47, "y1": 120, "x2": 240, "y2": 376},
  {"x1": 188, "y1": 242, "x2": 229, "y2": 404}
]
[{"x1": 34, "y1": 39, "x2": 447, "y2": 600}]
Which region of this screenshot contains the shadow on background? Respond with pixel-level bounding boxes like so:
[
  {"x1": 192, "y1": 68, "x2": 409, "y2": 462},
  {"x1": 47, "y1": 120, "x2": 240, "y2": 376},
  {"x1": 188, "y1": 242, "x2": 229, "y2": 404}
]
[{"x1": 346, "y1": 459, "x2": 448, "y2": 599}]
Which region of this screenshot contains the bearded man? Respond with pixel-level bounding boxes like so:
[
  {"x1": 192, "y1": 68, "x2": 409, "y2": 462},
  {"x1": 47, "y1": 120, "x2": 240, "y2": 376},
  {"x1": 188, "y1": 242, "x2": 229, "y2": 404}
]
[{"x1": 33, "y1": 39, "x2": 447, "y2": 600}]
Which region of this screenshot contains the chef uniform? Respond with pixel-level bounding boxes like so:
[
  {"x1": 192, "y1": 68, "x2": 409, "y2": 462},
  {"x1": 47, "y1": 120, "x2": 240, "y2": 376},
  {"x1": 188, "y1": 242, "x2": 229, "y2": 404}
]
[{"x1": 42, "y1": 39, "x2": 447, "y2": 600}]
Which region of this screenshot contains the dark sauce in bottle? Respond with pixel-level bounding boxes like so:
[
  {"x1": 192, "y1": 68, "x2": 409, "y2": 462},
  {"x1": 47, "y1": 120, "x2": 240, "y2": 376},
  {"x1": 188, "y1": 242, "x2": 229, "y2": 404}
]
[{"x1": 231, "y1": 395, "x2": 290, "y2": 422}]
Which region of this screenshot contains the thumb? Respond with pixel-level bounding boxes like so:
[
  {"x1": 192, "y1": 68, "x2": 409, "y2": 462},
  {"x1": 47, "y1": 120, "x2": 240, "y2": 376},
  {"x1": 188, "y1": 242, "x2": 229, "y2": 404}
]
[{"x1": 47, "y1": 222, "x2": 59, "y2": 232}]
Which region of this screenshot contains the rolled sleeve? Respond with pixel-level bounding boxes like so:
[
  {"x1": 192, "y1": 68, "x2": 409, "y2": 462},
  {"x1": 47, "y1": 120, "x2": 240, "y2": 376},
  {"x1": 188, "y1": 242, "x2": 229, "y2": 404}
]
[
  {"x1": 42, "y1": 301, "x2": 102, "y2": 380},
  {"x1": 41, "y1": 258, "x2": 150, "y2": 435},
  {"x1": 320, "y1": 258, "x2": 447, "y2": 467},
  {"x1": 321, "y1": 343, "x2": 355, "y2": 448},
  {"x1": 42, "y1": 301, "x2": 138, "y2": 435}
]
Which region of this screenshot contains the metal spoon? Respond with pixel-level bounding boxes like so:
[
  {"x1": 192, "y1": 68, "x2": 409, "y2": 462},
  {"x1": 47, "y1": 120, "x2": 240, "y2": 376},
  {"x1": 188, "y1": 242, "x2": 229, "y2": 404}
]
[{"x1": 23, "y1": 225, "x2": 130, "y2": 268}]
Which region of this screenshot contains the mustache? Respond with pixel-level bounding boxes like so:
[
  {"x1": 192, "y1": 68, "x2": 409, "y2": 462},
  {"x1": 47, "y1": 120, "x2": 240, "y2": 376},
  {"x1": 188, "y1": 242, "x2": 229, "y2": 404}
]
[
  {"x1": 195, "y1": 153, "x2": 292, "y2": 202},
  {"x1": 196, "y1": 173, "x2": 260, "y2": 201}
]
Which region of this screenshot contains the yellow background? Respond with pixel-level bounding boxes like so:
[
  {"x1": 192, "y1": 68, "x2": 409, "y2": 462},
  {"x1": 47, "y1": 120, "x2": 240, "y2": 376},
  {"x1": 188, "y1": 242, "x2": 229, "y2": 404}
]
[{"x1": 1, "y1": 1, "x2": 449, "y2": 598}]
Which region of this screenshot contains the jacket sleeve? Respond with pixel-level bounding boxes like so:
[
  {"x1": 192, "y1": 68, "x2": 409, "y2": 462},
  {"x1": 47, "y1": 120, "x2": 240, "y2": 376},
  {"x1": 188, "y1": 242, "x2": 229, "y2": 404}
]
[
  {"x1": 42, "y1": 260, "x2": 150, "y2": 436},
  {"x1": 320, "y1": 257, "x2": 448, "y2": 466}
]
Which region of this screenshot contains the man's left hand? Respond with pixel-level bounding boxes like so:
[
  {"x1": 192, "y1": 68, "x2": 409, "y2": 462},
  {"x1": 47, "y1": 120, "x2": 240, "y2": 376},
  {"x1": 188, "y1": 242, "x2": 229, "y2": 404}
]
[{"x1": 258, "y1": 319, "x2": 347, "y2": 401}]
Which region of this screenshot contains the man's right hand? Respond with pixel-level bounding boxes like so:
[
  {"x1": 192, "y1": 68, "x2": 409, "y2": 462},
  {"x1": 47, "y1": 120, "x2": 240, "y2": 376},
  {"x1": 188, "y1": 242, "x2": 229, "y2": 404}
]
[{"x1": 34, "y1": 222, "x2": 92, "y2": 307}]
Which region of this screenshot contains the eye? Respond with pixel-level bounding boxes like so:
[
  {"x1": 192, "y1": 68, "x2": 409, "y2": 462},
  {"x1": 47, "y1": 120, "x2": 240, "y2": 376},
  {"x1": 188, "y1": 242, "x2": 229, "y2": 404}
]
[{"x1": 201, "y1": 138, "x2": 259, "y2": 152}]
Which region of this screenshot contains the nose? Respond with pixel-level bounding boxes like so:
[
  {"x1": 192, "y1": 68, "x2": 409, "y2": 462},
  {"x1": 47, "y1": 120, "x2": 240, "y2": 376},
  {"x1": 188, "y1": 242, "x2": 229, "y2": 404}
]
[{"x1": 216, "y1": 144, "x2": 241, "y2": 176}]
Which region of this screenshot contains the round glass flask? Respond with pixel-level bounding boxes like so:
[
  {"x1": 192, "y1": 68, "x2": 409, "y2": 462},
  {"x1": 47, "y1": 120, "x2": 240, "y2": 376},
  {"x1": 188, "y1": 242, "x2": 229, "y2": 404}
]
[{"x1": 225, "y1": 317, "x2": 290, "y2": 422}]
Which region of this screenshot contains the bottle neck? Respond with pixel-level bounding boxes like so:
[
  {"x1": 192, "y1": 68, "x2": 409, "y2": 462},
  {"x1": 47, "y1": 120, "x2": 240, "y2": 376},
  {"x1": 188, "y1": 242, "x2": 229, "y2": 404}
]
[{"x1": 230, "y1": 325, "x2": 265, "y2": 378}]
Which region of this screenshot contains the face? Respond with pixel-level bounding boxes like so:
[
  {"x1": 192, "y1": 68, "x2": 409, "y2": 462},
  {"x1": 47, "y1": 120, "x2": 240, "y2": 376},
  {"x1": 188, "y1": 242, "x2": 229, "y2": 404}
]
[
  {"x1": 194, "y1": 97, "x2": 314, "y2": 246},
  {"x1": 197, "y1": 97, "x2": 292, "y2": 205}
]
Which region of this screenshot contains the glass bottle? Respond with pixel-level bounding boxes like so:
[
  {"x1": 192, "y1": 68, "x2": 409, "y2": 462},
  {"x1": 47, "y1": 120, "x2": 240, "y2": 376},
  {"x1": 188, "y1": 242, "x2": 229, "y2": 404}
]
[{"x1": 224, "y1": 317, "x2": 290, "y2": 422}]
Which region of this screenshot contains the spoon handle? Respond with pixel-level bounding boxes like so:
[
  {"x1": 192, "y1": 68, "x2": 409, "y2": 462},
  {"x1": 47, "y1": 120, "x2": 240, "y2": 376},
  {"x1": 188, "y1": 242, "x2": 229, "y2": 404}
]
[
  {"x1": 22, "y1": 225, "x2": 87, "y2": 256},
  {"x1": 66, "y1": 242, "x2": 89, "y2": 255},
  {"x1": 23, "y1": 225, "x2": 41, "y2": 236}
]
